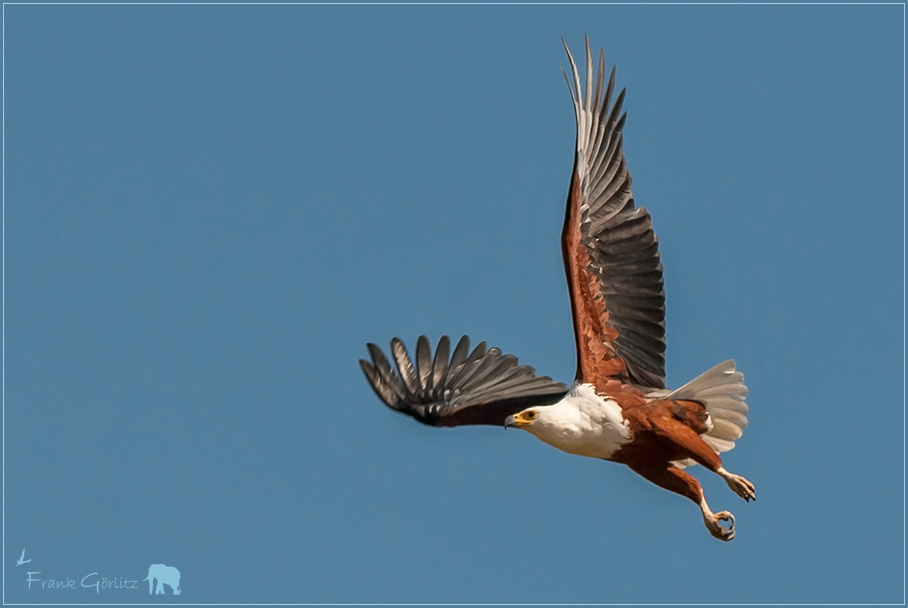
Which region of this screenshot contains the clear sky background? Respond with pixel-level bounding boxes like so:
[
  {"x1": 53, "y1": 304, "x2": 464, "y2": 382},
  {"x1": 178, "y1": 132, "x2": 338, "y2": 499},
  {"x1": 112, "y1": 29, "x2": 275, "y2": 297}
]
[{"x1": 3, "y1": 3, "x2": 904, "y2": 605}]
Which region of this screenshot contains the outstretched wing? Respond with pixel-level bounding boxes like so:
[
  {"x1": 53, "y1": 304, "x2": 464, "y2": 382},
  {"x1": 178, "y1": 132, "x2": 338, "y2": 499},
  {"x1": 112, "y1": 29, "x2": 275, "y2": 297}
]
[
  {"x1": 360, "y1": 335, "x2": 568, "y2": 427},
  {"x1": 561, "y1": 38, "x2": 666, "y2": 389}
]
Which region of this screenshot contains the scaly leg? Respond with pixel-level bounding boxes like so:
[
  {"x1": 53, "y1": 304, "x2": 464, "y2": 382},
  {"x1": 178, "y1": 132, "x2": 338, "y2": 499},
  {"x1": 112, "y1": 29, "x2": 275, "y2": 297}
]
[
  {"x1": 629, "y1": 463, "x2": 737, "y2": 542},
  {"x1": 697, "y1": 494, "x2": 736, "y2": 542},
  {"x1": 644, "y1": 409, "x2": 756, "y2": 504},
  {"x1": 717, "y1": 467, "x2": 756, "y2": 502}
]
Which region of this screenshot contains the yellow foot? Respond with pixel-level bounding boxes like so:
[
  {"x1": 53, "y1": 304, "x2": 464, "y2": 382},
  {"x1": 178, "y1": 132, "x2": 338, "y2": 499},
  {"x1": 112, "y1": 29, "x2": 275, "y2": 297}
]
[
  {"x1": 704, "y1": 510, "x2": 736, "y2": 542},
  {"x1": 718, "y1": 468, "x2": 756, "y2": 502}
]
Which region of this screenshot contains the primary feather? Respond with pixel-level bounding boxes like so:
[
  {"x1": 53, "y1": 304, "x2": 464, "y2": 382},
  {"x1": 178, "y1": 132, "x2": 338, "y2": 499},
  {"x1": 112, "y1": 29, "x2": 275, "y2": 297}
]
[
  {"x1": 360, "y1": 335, "x2": 568, "y2": 427},
  {"x1": 561, "y1": 38, "x2": 666, "y2": 389}
]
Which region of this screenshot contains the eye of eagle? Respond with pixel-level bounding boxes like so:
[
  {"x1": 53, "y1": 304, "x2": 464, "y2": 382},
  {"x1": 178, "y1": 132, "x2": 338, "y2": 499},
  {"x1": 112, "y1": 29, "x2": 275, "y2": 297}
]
[{"x1": 525, "y1": 410, "x2": 537, "y2": 420}]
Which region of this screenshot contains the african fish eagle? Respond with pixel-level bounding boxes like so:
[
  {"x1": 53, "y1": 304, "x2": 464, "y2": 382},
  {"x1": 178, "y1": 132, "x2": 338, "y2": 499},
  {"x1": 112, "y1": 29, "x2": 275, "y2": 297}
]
[{"x1": 359, "y1": 38, "x2": 755, "y2": 542}]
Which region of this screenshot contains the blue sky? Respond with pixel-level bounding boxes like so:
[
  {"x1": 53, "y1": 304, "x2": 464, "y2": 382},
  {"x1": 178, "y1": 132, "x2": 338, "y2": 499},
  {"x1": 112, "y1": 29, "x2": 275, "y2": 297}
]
[{"x1": 3, "y1": 3, "x2": 904, "y2": 605}]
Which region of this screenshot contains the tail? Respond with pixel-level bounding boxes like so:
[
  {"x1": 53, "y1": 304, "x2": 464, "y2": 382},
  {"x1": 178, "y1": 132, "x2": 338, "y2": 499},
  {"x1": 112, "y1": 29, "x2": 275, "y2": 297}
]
[{"x1": 667, "y1": 360, "x2": 748, "y2": 463}]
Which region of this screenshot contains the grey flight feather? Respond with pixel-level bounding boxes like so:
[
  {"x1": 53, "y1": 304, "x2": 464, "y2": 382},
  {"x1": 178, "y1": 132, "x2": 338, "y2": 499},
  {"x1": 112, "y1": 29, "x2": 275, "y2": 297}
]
[
  {"x1": 360, "y1": 335, "x2": 568, "y2": 427},
  {"x1": 563, "y1": 37, "x2": 667, "y2": 388}
]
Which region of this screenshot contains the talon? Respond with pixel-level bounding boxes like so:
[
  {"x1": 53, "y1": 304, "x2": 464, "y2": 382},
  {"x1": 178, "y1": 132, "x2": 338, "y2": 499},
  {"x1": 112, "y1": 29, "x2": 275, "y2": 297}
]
[
  {"x1": 724, "y1": 473, "x2": 756, "y2": 502},
  {"x1": 704, "y1": 511, "x2": 736, "y2": 542}
]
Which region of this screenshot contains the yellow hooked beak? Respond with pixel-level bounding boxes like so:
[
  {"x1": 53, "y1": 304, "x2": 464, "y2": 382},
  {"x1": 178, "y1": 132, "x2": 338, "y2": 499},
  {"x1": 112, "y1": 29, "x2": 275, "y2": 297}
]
[{"x1": 504, "y1": 411, "x2": 536, "y2": 428}]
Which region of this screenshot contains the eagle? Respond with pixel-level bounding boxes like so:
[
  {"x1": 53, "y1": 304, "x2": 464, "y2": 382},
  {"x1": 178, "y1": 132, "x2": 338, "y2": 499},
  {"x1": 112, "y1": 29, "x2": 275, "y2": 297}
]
[{"x1": 359, "y1": 38, "x2": 755, "y2": 542}]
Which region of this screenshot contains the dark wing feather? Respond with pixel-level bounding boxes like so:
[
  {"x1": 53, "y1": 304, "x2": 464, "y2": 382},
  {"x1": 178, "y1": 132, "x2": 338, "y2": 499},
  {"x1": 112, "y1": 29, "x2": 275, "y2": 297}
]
[
  {"x1": 561, "y1": 38, "x2": 666, "y2": 389},
  {"x1": 360, "y1": 335, "x2": 568, "y2": 427}
]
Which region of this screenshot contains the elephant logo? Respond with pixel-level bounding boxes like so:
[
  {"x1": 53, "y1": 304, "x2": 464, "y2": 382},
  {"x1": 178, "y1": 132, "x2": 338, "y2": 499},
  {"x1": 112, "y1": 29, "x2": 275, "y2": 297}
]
[{"x1": 143, "y1": 563, "x2": 181, "y2": 595}]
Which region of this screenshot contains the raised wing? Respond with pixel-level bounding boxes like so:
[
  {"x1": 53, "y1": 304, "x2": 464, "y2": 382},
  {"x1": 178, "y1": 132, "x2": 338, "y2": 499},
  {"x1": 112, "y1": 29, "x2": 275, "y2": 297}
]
[
  {"x1": 360, "y1": 335, "x2": 568, "y2": 427},
  {"x1": 561, "y1": 38, "x2": 666, "y2": 389}
]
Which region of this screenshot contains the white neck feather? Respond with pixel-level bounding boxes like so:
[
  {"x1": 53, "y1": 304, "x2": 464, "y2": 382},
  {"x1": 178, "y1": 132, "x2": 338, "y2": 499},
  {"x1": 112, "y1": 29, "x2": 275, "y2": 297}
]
[{"x1": 521, "y1": 383, "x2": 632, "y2": 460}]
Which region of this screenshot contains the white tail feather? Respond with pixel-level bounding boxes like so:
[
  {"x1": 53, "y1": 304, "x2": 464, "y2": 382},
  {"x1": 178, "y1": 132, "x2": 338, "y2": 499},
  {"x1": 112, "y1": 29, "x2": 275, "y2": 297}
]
[{"x1": 665, "y1": 360, "x2": 749, "y2": 468}]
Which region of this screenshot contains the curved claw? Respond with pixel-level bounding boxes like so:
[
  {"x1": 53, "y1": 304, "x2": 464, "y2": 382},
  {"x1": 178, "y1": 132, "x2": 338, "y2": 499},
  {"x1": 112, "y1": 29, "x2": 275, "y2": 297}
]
[
  {"x1": 705, "y1": 510, "x2": 736, "y2": 542},
  {"x1": 728, "y1": 475, "x2": 756, "y2": 502}
]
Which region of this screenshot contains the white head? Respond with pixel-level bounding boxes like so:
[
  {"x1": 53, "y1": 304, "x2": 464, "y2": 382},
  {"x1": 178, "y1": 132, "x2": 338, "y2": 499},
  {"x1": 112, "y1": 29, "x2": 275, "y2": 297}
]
[
  {"x1": 502, "y1": 386, "x2": 632, "y2": 460},
  {"x1": 504, "y1": 405, "x2": 576, "y2": 445}
]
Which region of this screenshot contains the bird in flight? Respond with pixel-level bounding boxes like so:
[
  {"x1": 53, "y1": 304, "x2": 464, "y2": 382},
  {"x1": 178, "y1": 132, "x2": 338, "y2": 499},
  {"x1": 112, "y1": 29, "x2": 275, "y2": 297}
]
[{"x1": 360, "y1": 38, "x2": 754, "y2": 541}]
